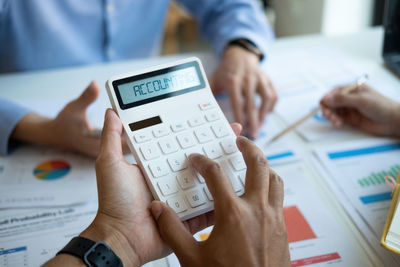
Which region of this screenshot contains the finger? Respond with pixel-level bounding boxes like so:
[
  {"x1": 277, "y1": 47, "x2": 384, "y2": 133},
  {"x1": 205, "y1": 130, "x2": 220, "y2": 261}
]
[
  {"x1": 72, "y1": 81, "x2": 100, "y2": 111},
  {"x1": 99, "y1": 109, "x2": 124, "y2": 159},
  {"x1": 244, "y1": 77, "x2": 258, "y2": 139},
  {"x1": 322, "y1": 108, "x2": 343, "y2": 127},
  {"x1": 189, "y1": 154, "x2": 236, "y2": 209},
  {"x1": 151, "y1": 201, "x2": 198, "y2": 259},
  {"x1": 321, "y1": 86, "x2": 364, "y2": 109},
  {"x1": 230, "y1": 122, "x2": 242, "y2": 137},
  {"x1": 258, "y1": 76, "x2": 277, "y2": 122},
  {"x1": 267, "y1": 78, "x2": 278, "y2": 111},
  {"x1": 229, "y1": 76, "x2": 245, "y2": 126},
  {"x1": 237, "y1": 136, "x2": 270, "y2": 202},
  {"x1": 268, "y1": 170, "x2": 284, "y2": 209}
]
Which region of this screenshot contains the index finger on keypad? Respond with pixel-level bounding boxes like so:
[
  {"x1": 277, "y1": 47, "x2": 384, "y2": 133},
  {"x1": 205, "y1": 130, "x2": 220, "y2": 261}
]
[
  {"x1": 236, "y1": 136, "x2": 270, "y2": 202},
  {"x1": 189, "y1": 154, "x2": 237, "y2": 206}
]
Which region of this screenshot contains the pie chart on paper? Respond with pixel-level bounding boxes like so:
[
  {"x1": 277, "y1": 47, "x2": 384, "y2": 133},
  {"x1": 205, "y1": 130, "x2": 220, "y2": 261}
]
[{"x1": 33, "y1": 160, "x2": 71, "y2": 181}]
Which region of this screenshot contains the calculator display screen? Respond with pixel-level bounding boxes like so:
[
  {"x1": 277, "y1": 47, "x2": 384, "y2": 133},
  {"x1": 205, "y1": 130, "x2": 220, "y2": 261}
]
[{"x1": 113, "y1": 61, "x2": 205, "y2": 110}]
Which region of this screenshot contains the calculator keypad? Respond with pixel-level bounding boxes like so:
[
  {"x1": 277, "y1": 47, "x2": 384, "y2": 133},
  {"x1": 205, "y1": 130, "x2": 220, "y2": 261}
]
[{"x1": 134, "y1": 109, "x2": 246, "y2": 219}]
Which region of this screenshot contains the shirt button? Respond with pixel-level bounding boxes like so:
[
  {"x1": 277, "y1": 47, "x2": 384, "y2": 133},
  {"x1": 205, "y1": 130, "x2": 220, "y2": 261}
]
[{"x1": 107, "y1": 3, "x2": 115, "y2": 13}]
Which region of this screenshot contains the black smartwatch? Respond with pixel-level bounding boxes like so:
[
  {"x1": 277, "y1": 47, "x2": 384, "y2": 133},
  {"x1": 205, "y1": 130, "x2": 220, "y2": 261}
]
[
  {"x1": 57, "y1": 236, "x2": 123, "y2": 267},
  {"x1": 227, "y1": 38, "x2": 264, "y2": 61}
]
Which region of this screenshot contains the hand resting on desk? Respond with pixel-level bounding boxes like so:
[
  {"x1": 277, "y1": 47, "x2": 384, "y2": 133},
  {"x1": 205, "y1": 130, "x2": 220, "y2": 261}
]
[
  {"x1": 210, "y1": 46, "x2": 278, "y2": 140},
  {"x1": 321, "y1": 84, "x2": 400, "y2": 137},
  {"x1": 12, "y1": 81, "x2": 129, "y2": 157}
]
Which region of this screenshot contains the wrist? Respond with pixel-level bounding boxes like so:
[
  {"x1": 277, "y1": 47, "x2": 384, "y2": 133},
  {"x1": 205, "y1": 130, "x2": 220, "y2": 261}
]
[
  {"x1": 12, "y1": 113, "x2": 59, "y2": 147},
  {"x1": 80, "y1": 218, "x2": 140, "y2": 267},
  {"x1": 224, "y1": 45, "x2": 259, "y2": 65},
  {"x1": 226, "y1": 39, "x2": 264, "y2": 61}
]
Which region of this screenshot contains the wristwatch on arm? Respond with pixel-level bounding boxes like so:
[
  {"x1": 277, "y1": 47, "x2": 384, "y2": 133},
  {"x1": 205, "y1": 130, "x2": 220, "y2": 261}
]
[
  {"x1": 227, "y1": 38, "x2": 264, "y2": 61},
  {"x1": 57, "y1": 236, "x2": 123, "y2": 267}
]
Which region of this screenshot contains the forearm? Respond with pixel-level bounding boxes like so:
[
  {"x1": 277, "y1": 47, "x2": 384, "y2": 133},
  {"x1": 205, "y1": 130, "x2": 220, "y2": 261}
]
[
  {"x1": 178, "y1": 0, "x2": 274, "y2": 57},
  {"x1": 44, "y1": 220, "x2": 140, "y2": 267},
  {"x1": 43, "y1": 254, "x2": 86, "y2": 267}
]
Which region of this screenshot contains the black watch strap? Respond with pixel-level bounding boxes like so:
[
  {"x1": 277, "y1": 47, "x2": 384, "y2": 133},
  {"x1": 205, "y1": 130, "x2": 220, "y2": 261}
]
[
  {"x1": 227, "y1": 38, "x2": 264, "y2": 61},
  {"x1": 57, "y1": 236, "x2": 123, "y2": 267}
]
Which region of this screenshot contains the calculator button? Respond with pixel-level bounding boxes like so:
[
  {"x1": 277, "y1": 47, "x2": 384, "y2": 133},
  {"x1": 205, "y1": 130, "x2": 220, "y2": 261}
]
[
  {"x1": 220, "y1": 160, "x2": 243, "y2": 193},
  {"x1": 220, "y1": 139, "x2": 238, "y2": 154},
  {"x1": 188, "y1": 116, "x2": 205, "y2": 127},
  {"x1": 134, "y1": 132, "x2": 152, "y2": 143},
  {"x1": 171, "y1": 122, "x2": 187, "y2": 132},
  {"x1": 185, "y1": 189, "x2": 206, "y2": 208},
  {"x1": 199, "y1": 102, "x2": 214, "y2": 110},
  {"x1": 167, "y1": 196, "x2": 188, "y2": 213},
  {"x1": 211, "y1": 122, "x2": 230, "y2": 138},
  {"x1": 238, "y1": 171, "x2": 246, "y2": 185},
  {"x1": 153, "y1": 126, "x2": 169, "y2": 138},
  {"x1": 230, "y1": 175, "x2": 243, "y2": 192},
  {"x1": 203, "y1": 143, "x2": 223, "y2": 159},
  {"x1": 167, "y1": 154, "x2": 188, "y2": 172},
  {"x1": 185, "y1": 147, "x2": 204, "y2": 158},
  {"x1": 157, "y1": 180, "x2": 178, "y2": 196},
  {"x1": 140, "y1": 143, "x2": 161, "y2": 160},
  {"x1": 229, "y1": 154, "x2": 246, "y2": 171},
  {"x1": 194, "y1": 126, "x2": 213, "y2": 143},
  {"x1": 148, "y1": 160, "x2": 169, "y2": 178},
  {"x1": 205, "y1": 111, "x2": 220, "y2": 122},
  {"x1": 158, "y1": 138, "x2": 179, "y2": 154},
  {"x1": 176, "y1": 132, "x2": 196, "y2": 149},
  {"x1": 204, "y1": 187, "x2": 214, "y2": 201},
  {"x1": 196, "y1": 172, "x2": 205, "y2": 183},
  {"x1": 176, "y1": 171, "x2": 196, "y2": 189}
]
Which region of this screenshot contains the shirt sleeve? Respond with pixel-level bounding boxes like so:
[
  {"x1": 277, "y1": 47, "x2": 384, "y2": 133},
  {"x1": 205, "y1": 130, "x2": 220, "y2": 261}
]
[
  {"x1": 177, "y1": 0, "x2": 275, "y2": 59},
  {"x1": 0, "y1": 0, "x2": 8, "y2": 15},
  {"x1": 0, "y1": 99, "x2": 31, "y2": 155}
]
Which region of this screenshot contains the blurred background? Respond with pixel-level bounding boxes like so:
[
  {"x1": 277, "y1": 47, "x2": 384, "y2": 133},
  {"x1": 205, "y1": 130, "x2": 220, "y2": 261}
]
[{"x1": 162, "y1": 0, "x2": 385, "y2": 55}]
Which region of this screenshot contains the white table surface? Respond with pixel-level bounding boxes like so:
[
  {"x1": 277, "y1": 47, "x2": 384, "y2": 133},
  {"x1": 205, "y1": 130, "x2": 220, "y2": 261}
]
[{"x1": 1, "y1": 26, "x2": 398, "y2": 267}]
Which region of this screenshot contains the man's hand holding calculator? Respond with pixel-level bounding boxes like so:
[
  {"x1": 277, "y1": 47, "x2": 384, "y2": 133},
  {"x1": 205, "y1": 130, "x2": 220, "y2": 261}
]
[
  {"x1": 106, "y1": 58, "x2": 254, "y2": 221},
  {"x1": 47, "y1": 108, "x2": 290, "y2": 267},
  {"x1": 45, "y1": 58, "x2": 290, "y2": 266}
]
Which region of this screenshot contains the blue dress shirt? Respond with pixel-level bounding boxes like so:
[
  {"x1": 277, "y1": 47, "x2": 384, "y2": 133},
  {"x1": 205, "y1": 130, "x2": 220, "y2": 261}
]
[{"x1": 0, "y1": 0, "x2": 274, "y2": 154}]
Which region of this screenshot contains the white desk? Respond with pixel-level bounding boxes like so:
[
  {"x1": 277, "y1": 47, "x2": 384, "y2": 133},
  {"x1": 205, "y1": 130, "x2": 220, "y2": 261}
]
[{"x1": 1, "y1": 26, "x2": 398, "y2": 267}]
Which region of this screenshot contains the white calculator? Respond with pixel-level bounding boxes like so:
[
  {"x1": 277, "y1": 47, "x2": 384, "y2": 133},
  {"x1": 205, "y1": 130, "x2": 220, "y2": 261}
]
[{"x1": 106, "y1": 57, "x2": 246, "y2": 220}]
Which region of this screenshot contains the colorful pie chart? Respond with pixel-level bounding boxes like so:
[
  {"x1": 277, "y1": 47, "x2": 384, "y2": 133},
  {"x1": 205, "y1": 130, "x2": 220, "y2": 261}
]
[{"x1": 33, "y1": 160, "x2": 71, "y2": 180}]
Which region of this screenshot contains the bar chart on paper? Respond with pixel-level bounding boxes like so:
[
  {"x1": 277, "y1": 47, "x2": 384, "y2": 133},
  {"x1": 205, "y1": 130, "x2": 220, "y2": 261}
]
[
  {"x1": 279, "y1": 165, "x2": 368, "y2": 266},
  {"x1": 357, "y1": 164, "x2": 400, "y2": 188},
  {"x1": 314, "y1": 139, "x2": 400, "y2": 265},
  {"x1": 284, "y1": 206, "x2": 316, "y2": 243}
]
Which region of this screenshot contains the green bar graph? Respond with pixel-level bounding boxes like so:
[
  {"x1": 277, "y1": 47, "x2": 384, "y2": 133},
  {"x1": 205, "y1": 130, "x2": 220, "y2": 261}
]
[{"x1": 358, "y1": 164, "x2": 400, "y2": 187}]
